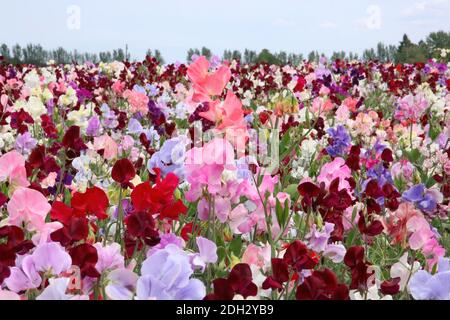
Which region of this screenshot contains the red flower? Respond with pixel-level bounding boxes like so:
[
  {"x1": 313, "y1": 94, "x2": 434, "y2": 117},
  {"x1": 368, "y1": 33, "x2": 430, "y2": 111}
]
[
  {"x1": 296, "y1": 268, "x2": 349, "y2": 300},
  {"x1": 297, "y1": 182, "x2": 321, "y2": 198},
  {"x1": 344, "y1": 246, "x2": 374, "y2": 290},
  {"x1": 283, "y1": 240, "x2": 318, "y2": 271},
  {"x1": 69, "y1": 243, "x2": 100, "y2": 278},
  {"x1": 344, "y1": 246, "x2": 365, "y2": 268},
  {"x1": 262, "y1": 258, "x2": 290, "y2": 291},
  {"x1": 112, "y1": 158, "x2": 136, "y2": 187},
  {"x1": 71, "y1": 186, "x2": 109, "y2": 220},
  {"x1": 130, "y1": 173, "x2": 186, "y2": 221},
  {"x1": 50, "y1": 201, "x2": 89, "y2": 247}
]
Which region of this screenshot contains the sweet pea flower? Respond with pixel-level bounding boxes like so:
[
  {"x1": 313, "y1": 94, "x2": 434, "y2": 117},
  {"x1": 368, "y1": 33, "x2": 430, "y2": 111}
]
[
  {"x1": 136, "y1": 244, "x2": 205, "y2": 300},
  {"x1": 191, "y1": 236, "x2": 218, "y2": 271},
  {"x1": 390, "y1": 252, "x2": 421, "y2": 291},
  {"x1": 7, "y1": 187, "x2": 61, "y2": 233},
  {"x1": 93, "y1": 134, "x2": 118, "y2": 160},
  {"x1": 409, "y1": 257, "x2": 450, "y2": 300},
  {"x1": 123, "y1": 88, "x2": 149, "y2": 115},
  {"x1": 317, "y1": 157, "x2": 352, "y2": 192},
  {"x1": 306, "y1": 223, "x2": 334, "y2": 252},
  {"x1": 94, "y1": 242, "x2": 125, "y2": 273},
  {"x1": 36, "y1": 278, "x2": 89, "y2": 300},
  {"x1": 0, "y1": 150, "x2": 30, "y2": 193},
  {"x1": 105, "y1": 268, "x2": 139, "y2": 300}
]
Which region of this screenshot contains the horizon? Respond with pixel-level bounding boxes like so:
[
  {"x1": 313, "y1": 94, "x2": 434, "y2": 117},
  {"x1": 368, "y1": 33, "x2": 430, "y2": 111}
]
[{"x1": 1, "y1": 0, "x2": 450, "y2": 62}]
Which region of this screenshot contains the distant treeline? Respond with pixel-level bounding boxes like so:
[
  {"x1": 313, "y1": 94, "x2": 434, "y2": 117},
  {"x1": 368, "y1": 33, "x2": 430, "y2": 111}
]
[{"x1": 1, "y1": 31, "x2": 449, "y2": 66}]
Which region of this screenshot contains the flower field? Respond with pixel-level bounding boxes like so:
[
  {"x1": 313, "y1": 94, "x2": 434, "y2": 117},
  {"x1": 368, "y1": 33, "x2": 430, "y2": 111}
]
[{"x1": 0, "y1": 54, "x2": 449, "y2": 300}]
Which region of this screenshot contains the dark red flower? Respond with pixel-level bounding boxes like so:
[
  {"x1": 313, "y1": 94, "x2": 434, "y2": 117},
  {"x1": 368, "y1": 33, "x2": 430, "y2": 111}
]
[
  {"x1": 125, "y1": 211, "x2": 160, "y2": 247},
  {"x1": 298, "y1": 182, "x2": 321, "y2": 198},
  {"x1": 0, "y1": 226, "x2": 34, "y2": 283},
  {"x1": 283, "y1": 240, "x2": 318, "y2": 271},
  {"x1": 262, "y1": 258, "x2": 290, "y2": 291},
  {"x1": 380, "y1": 277, "x2": 401, "y2": 295},
  {"x1": 69, "y1": 243, "x2": 100, "y2": 278},
  {"x1": 358, "y1": 212, "x2": 384, "y2": 237},
  {"x1": 0, "y1": 192, "x2": 7, "y2": 207},
  {"x1": 71, "y1": 186, "x2": 109, "y2": 219},
  {"x1": 344, "y1": 246, "x2": 365, "y2": 268},
  {"x1": 62, "y1": 125, "x2": 87, "y2": 152},
  {"x1": 112, "y1": 158, "x2": 136, "y2": 187},
  {"x1": 381, "y1": 148, "x2": 393, "y2": 163},
  {"x1": 296, "y1": 268, "x2": 349, "y2": 300},
  {"x1": 204, "y1": 263, "x2": 257, "y2": 300}
]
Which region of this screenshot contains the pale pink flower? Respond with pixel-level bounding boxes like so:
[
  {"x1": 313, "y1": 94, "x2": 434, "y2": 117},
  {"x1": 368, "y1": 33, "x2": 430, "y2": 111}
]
[
  {"x1": 317, "y1": 157, "x2": 352, "y2": 192},
  {"x1": 94, "y1": 135, "x2": 118, "y2": 160},
  {"x1": 123, "y1": 89, "x2": 149, "y2": 115},
  {"x1": 0, "y1": 150, "x2": 30, "y2": 193}
]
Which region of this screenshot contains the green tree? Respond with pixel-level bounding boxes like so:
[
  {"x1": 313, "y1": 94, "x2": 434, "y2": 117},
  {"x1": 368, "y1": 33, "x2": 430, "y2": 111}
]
[{"x1": 256, "y1": 49, "x2": 280, "y2": 65}]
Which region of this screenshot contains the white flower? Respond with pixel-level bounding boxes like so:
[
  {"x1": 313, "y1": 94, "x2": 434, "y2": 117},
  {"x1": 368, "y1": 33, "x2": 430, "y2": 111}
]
[
  {"x1": 24, "y1": 96, "x2": 47, "y2": 121},
  {"x1": 390, "y1": 252, "x2": 420, "y2": 291}
]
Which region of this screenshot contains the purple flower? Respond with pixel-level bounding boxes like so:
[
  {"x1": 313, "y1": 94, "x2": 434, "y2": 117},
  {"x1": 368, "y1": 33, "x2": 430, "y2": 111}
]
[
  {"x1": 190, "y1": 236, "x2": 218, "y2": 271},
  {"x1": 127, "y1": 118, "x2": 144, "y2": 135},
  {"x1": 14, "y1": 132, "x2": 37, "y2": 154},
  {"x1": 305, "y1": 222, "x2": 334, "y2": 252},
  {"x1": 326, "y1": 125, "x2": 351, "y2": 157},
  {"x1": 409, "y1": 257, "x2": 450, "y2": 300},
  {"x1": 136, "y1": 244, "x2": 205, "y2": 300},
  {"x1": 402, "y1": 184, "x2": 438, "y2": 213},
  {"x1": 86, "y1": 115, "x2": 101, "y2": 137},
  {"x1": 323, "y1": 243, "x2": 346, "y2": 263}
]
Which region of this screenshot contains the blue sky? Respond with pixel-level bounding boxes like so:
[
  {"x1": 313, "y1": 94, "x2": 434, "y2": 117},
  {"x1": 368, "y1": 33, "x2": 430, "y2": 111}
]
[{"x1": 1, "y1": 0, "x2": 449, "y2": 62}]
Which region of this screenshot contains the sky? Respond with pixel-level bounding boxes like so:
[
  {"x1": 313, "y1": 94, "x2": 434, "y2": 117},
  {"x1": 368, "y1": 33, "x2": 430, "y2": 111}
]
[{"x1": 1, "y1": 0, "x2": 450, "y2": 62}]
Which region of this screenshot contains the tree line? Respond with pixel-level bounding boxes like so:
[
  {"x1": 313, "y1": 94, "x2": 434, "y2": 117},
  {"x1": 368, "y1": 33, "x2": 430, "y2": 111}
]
[{"x1": 1, "y1": 31, "x2": 449, "y2": 66}]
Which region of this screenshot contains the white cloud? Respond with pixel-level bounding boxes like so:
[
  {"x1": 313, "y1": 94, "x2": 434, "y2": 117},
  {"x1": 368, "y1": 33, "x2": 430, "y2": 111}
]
[
  {"x1": 319, "y1": 21, "x2": 337, "y2": 29},
  {"x1": 402, "y1": 0, "x2": 449, "y2": 17},
  {"x1": 271, "y1": 18, "x2": 296, "y2": 28},
  {"x1": 355, "y1": 5, "x2": 382, "y2": 30}
]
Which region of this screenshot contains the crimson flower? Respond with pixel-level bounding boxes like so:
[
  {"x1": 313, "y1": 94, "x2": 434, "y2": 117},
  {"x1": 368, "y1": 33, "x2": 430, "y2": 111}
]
[
  {"x1": 344, "y1": 246, "x2": 374, "y2": 290},
  {"x1": 357, "y1": 212, "x2": 384, "y2": 237},
  {"x1": 50, "y1": 201, "x2": 89, "y2": 247},
  {"x1": 125, "y1": 211, "x2": 160, "y2": 247},
  {"x1": 71, "y1": 186, "x2": 109, "y2": 220},
  {"x1": 112, "y1": 158, "x2": 136, "y2": 188}
]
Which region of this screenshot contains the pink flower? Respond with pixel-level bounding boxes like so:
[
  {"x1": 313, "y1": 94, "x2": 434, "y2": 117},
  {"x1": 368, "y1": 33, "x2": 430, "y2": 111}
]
[
  {"x1": 317, "y1": 157, "x2": 352, "y2": 192},
  {"x1": 94, "y1": 135, "x2": 118, "y2": 160},
  {"x1": 112, "y1": 80, "x2": 125, "y2": 94},
  {"x1": 0, "y1": 151, "x2": 30, "y2": 193},
  {"x1": 407, "y1": 215, "x2": 434, "y2": 250},
  {"x1": 123, "y1": 89, "x2": 149, "y2": 115},
  {"x1": 242, "y1": 244, "x2": 271, "y2": 270},
  {"x1": 94, "y1": 242, "x2": 125, "y2": 273},
  {"x1": 185, "y1": 138, "x2": 235, "y2": 201},
  {"x1": 187, "y1": 56, "x2": 231, "y2": 103},
  {"x1": 422, "y1": 238, "x2": 445, "y2": 270},
  {"x1": 394, "y1": 92, "x2": 429, "y2": 123},
  {"x1": 7, "y1": 188, "x2": 53, "y2": 232}
]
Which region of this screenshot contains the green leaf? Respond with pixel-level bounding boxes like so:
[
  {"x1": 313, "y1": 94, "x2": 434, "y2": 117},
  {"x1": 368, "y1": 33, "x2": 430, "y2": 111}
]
[
  {"x1": 229, "y1": 236, "x2": 242, "y2": 256},
  {"x1": 284, "y1": 184, "x2": 299, "y2": 201},
  {"x1": 217, "y1": 246, "x2": 226, "y2": 263},
  {"x1": 406, "y1": 149, "x2": 421, "y2": 163}
]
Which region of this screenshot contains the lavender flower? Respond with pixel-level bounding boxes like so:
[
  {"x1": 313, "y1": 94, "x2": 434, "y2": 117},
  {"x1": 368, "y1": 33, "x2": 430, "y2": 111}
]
[
  {"x1": 136, "y1": 244, "x2": 205, "y2": 300},
  {"x1": 409, "y1": 257, "x2": 450, "y2": 300},
  {"x1": 14, "y1": 132, "x2": 37, "y2": 154}
]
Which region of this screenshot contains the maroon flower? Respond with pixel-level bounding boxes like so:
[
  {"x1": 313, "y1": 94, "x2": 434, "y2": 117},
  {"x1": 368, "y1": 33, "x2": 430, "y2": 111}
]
[
  {"x1": 296, "y1": 268, "x2": 349, "y2": 300},
  {"x1": 380, "y1": 277, "x2": 401, "y2": 295},
  {"x1": 50, "y1": 201, "x2": 89, "y2": 247},
  {"x1": 69, "y1": 243, "x2": 101, "y2": 278},
  {"x1": 204, "y1": 263, "x2": 257, "y2": 300},
  {"x1": 112, "y1": 158, "x2": 136, "y2": 187},
  {"x1": 125, "y1": 211, "x2": 160, "y2": 247},
  {"x1": 262, "y1": 258, "x2": 290, "y2": 291},
  {"x1": 283, "y1": 240, "x2": 318, "y2": 271}
]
